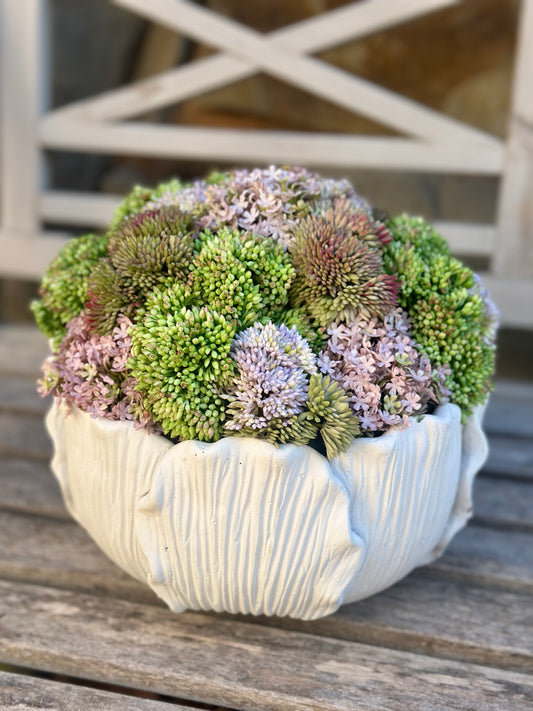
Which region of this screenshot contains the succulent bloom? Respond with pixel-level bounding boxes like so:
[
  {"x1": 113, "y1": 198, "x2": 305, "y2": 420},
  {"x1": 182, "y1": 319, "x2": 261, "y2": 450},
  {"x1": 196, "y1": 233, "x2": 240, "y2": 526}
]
[
  {"x1": 86, "y1": 206, "x2": 195, "y2": 334},
  {"x1": 384, "y1": 216, "x2": 497, "y2": 417},
  {"x1": 224, "y1": 321, "x2": 317, "y2": 435},
  {"x1": 129, "y1": 286, "x2": 236, "y2": 441},
  {"x1": 289, "y1": 202, "x2": 398, "y2": 326},
  {"x1": 31, "y1": 233, "x2": 109, "y2": 348},
  {"x1": 318, "y1": 309, "x2": 450, "y2": 434},
  {"x1": 38, "y1": 313, "x2": 155, "y2": 429}
]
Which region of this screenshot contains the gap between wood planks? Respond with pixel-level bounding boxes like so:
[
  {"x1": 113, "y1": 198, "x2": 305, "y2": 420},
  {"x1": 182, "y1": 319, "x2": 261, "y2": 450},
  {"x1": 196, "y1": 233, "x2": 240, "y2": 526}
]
[{"x1": 0, "y1": 668, "x2": 226, "y2": 710}]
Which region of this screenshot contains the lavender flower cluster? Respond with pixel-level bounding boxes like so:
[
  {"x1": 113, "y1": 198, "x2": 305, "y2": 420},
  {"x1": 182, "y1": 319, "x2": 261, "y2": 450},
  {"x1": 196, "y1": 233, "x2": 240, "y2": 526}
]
[
  {"x1": 319, "y1": 309, "x2": 450, "y2": 433},
  {"x1": 34, "y1": 165, "x2": 497, "y2": 458},
  {"x1": 39, "y1": 313, "x2": 156, "y2": 431},
  {"x1": 224, "y1": 322, "x2": 317, "y2": 433}
]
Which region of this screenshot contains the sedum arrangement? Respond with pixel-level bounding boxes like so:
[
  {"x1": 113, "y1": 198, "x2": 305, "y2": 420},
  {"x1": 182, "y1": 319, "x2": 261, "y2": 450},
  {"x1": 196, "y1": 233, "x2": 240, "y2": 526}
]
[{"x1": 33, "y1": 166, "x2": 497, "y2": 459}]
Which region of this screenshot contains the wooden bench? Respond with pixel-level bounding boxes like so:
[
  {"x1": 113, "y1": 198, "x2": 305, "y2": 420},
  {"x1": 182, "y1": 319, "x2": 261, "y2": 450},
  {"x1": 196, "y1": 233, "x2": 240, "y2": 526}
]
[{"x1": 1, "y1": 325, "x2": 532, "y2": 710}]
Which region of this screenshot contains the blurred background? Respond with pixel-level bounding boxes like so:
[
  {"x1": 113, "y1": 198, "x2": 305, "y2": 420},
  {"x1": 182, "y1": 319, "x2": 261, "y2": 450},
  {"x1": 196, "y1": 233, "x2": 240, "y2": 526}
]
[{"x1": 0, "y1": 0, "x2": 531, "y2": 377}]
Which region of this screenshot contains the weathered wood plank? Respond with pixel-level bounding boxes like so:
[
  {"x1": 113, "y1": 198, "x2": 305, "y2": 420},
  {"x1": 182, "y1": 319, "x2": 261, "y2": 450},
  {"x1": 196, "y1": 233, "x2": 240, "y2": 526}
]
[
  {"x1": 0, "y1": 374, "x2": 47, "y2": 415},
  {"x1": 484, "y1": 434, "x2": 533, "y2": 480},
  {"x1": 0, "y1": 671, "x2": 185, "y2": 710},
  {"x1": 0, "y1": 0, "x2": 44, "y2": 236},
  {"x1": 0, "y1": 327, "x2": 48, "y2": 377},
  {"x1": 428, "y1": 525, "x2": 533, "y2": 593},
  {"x1": 1, "y1": 579, "x2": 532, "y2": 711},
  {"x1": 0, "y1": 233, "x2": 70, "y2": 280},
  {"x1": 0, "y1": 411, "x2": 51, "y2": 460},
  {"x1": 473, "y1": 476, "x2": 533, "y2": 533},
  {"x1": 484, "y1": 381, "x2": 533, "y2": 439},
  {"x1": 0, "y1": 458, "x2": 66, "y2": 519},
  {"x1": 39, "y1": 120, "x2": 504, "y2": 176},
  {"x1": 262, "y1": 576, "x2": 533, "y2": 673},
  {"x1": 0, "y1": 509, "x2": 532, "y2": 672},
  {"x1": 0, "y1": 510, "x2": 158, "y2": 605}
]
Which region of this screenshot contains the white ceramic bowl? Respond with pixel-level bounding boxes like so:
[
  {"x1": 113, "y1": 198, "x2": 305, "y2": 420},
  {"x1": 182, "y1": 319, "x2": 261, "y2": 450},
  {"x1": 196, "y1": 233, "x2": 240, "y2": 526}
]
[{"x1": 46, "y1": 400, "x2": 488, "y2": 620}]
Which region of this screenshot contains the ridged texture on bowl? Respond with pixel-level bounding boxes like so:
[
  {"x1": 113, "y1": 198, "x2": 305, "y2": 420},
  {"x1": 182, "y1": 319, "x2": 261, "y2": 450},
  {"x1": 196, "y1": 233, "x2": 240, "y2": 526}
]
[
  {"x1": 333, "y1": 405, "x2": 462, "y2": 603},
  {"x1": 47, "y1": 403, "x2": 172, "y2": 582},
  {"x1": 136, "y1": 438, "x2": 363, "y2": 618},
  {"x1": 46, "y1": 401, "x2": 488, "y2": 619}
]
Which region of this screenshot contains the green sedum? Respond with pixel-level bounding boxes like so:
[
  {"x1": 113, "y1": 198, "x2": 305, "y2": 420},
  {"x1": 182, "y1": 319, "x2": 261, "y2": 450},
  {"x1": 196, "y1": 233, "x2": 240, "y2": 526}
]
[
  {"x1": 384, "y1": 215, "x2": 496, "y2": 417},
  {"x1": 191, "y1": 227, "x2": 295, "y2": 327},
  {"x1": 31, "y1": 233, "x2": 109, "y2": 349},
  {"x1": 109, "y1": 179, "x2": 185, "y2": 231},
  {"x1": 129, "y1": 284, "x2": 235, "y2": 441}
]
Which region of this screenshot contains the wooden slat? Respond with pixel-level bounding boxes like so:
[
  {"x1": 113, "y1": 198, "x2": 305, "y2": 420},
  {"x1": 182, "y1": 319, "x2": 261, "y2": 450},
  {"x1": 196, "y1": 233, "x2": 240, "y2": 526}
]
[
  {"x1": 0, "y1": 671, "x2": 184, "y2": 710},
  {"x1": 39, "y1": 120, "x2": 504, "y2": 174},
  {"x1": 0, "y1": 411, "x2": 52, "y2": 460},
  {"x1": 0, "y1": 509, "x2": 532, "y2": 673},
  {"x1": 0, "y1": 233, "x2": 69, "y2": 280},
  {"x1": 484, "y1": 434, "x2": 533, "y2": 480},
  {"x1": 39, "y1": 190, "x2": 119, "y2": 228},
  {"x1": 429, "y1": 525, "x2": 533, "y2": 593},
  {"x1": 484, "y1": 381, "x2": 533, "y2": 439},
  {"x1": 476, "y1": 274, "x2": 533, "y2": 328},
  {"x1": 0, "y1": 510, "x2": 158, "y2": 605},
  {"x1": 494, "y1": 0, "x2": 533, "y2": 278},
  {"x1": 473, "y1": 476, "x2": 533, "y2": 533},
  {"x1": 0, "y1": 0, "x2": 44, "y2": 234},
  {"x1": 432, "y1": 222, "x2": 494, "y2": 256},
  {"x1": 0, "y1": 327, "x2": 48, "y2": 377},
  {"x1": 0, "y1": 374, "x2": 48, "y2": 415},
  {"x1": 114, "y1": 0, "x2": 501, "y2": 150},
  {"x1": 51, "y1": 0, "x2": 460, "y2": 124},
  {"x1": 0, "y1": 458, "x2": 66, "y2": 519},
  {"x1": 1, "y1": 579, "x2": 532, "y2": 711}
]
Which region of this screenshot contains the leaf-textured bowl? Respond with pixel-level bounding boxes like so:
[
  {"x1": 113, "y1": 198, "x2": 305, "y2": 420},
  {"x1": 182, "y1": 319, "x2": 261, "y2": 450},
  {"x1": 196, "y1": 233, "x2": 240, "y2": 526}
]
[{"x1": 46, "y1": 400, "x2": 488, "y2": 620}]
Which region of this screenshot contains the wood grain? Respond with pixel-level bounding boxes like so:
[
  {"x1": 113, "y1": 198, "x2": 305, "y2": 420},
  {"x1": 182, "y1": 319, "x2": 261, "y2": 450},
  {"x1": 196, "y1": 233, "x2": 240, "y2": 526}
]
[
  {"x1": 0, "y1": 457, "x2": 66, "y2": 519},
  {"x1": 0, "y1": 326, "x2": 48, "y2": 377},
  {"x1": 428, "y1": 525, "x2": 533, "y2": 593},
  {"x1": 0, "y1": 510, "x2": 158, "y2": 605},
  {"x1": 0, "y1": 671, "x2": 186, "y2": 710},
  {"x1": 484, "y1": 434, "x2": 533, "y2": 480},
  {"x1": 473, "y1": 476, "x2": 533, "y2": 532},
  {"x1": 0, "y1": 374, "x2": 47, "y2": 415},
  {"x1": 0, "y1": 411, "x2": 51, "y2": 459},
  {"x1": 1, "y1": 579, "x2": 532, "y2": 711}
]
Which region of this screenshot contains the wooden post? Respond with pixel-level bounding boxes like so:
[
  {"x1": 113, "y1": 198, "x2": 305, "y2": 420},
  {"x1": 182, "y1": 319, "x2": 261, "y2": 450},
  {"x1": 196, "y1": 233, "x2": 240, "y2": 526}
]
[
  {"x1": 494, "y1": 0, "x2": 533, "y2": 277},
  {"x1": 0, "y1": 0, "x2": 48, "y2": 237}
]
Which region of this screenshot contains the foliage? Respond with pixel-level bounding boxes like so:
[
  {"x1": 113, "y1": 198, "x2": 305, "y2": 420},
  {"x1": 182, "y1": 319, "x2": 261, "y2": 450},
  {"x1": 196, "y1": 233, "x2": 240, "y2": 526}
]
[
  {"x1": 33, "y1": 168, "x2": 497, "y2": 451},
  {"x1": 190, "y1": 228, "x2": 295, "y2": 328},
  {"x1": 31, "y1": 233, "x2": 109, "y2": 349},
  {"x1": 384, "y1": 216, "x2": 496, "y2": 416},
  {"x1": 129, "y1": 286, "x2": 235, "y2": 441},
  {"x1": 289, "y1": 202, "x2": 398, "y2": 326},
  {"x1": 109, "y1": 178, "x2": 184, "y2": 231},
  {"x1": 87, "y1": 206, "x2": 194, "y2": 334}
]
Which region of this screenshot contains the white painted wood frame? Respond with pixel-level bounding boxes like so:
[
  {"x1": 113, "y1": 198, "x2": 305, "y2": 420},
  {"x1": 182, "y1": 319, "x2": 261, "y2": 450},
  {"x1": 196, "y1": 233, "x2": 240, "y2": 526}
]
[{"x1": 0, "y1": 0, "x2": 532, "y2": 327}]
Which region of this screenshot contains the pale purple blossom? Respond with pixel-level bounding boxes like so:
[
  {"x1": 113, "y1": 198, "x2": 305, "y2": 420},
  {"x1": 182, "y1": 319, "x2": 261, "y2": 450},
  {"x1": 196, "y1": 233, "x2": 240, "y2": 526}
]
[
  {"x1": 39, "y1": 313, "x2": 158, "y2": 431},
  {"x1": 318, "y1": 308, "x2": 450, "y2": 434},
  {"x1": 149, "y1": 166, "x2": 370, "y2": 249},
  {"x1": 224, "y1": 321, "x2": 317, "y2": 431}
]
